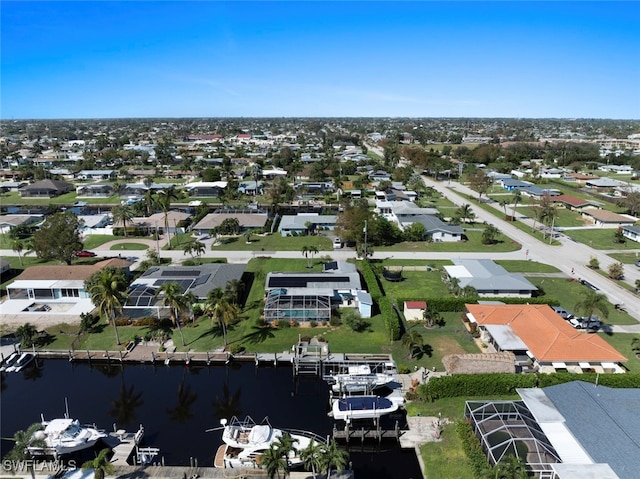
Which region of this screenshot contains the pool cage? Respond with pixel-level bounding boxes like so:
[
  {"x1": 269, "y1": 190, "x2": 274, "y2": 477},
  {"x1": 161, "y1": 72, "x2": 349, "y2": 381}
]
[
  {"x1": 464, "y1": 400, "x2": 562, "y2": 479},
  {"x1": 263, "y1": 292, "x2": 332, "y2": 322}
]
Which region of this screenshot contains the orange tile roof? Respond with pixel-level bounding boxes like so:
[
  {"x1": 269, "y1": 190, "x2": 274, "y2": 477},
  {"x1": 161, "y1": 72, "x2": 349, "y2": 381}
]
[{"x1": 466, "y1": 303, "x2": 627, "y2": 363}]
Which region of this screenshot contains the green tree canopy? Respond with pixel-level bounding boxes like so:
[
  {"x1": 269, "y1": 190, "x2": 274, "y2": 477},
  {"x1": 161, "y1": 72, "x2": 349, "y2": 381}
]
[{"x1": 32, "y1": 211, "x2": 83, "y2": 264}]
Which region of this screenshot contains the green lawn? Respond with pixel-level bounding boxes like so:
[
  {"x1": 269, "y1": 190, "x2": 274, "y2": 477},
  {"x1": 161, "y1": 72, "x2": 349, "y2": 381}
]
[
  {"x1": 377, "y1": 230, "x2": 521, "y2": 253},
  {"x1": 495, "y1": 260, "x2": 561, "y2": 273},
  {"x1": 380, "y1": 268, "x2": 451, "y2": 301},
  {"x1": 515, "y1": 205, "x2": 587, "y2": 228},
  {"x1": 563, "y1": 228, "x2": 640, "y2": 250},
  {"x1": 608, "y1": 252, "x2": 640, "y2": 264},
  {"x1": 83, "y1": 235, "x2": 121, "y2": 249},
  {"x1": 110, "y1": 243, "x2": 149, "y2": 251},
  {"x1": 211, "y1": 234, "x2": 333, "y2": 252}
]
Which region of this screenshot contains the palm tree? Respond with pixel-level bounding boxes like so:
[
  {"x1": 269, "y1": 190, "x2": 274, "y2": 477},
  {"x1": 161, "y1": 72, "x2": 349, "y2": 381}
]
[
  {"x1": 488, "y1": 455, "x2": 529, "y2": 479},
  {"x1": 143, "y1": 188, "x2": 156, "y2": 216},
  {"x1": 4, "y1": 423, "x2": 46, "y2": 479},
  {"x1": 191, "y1": 240, "x2": 206, "y2": 262},
  {"x1": 455, "y1": 203, "x2": 476, "y2": 224},
  {"x1": 86, "y1": 267, "x2": 128, "y2": 345},
  {"x1": 82, "y1": 448, "x2": 115, "y2": 479},
  {"x1": 321, "y1": 439, "x2": 349, "y2": 479},
  {"x1": 12, "y1": 239, "x2": 24, "y2": 266},
  {"x1": 499, "y1": 198, "x2": 509, "y2": 218},
  {"x1": 511, "y1": 189, "x2": 522, "y2": 219},
  {"x1": 224, "y1": 279, "x2": 245, "y2": 305},
  {"x1": 300, "y1": 440, "x2": 324, "y2": 478},
  {"x1": 183, "y1": 291, "x2": 198, "y2": 324},
  {"x1": 15, "y1": 322, "x2": 38, "y2": 347},
  {"x1": 157, "y1": 185, "x2": 179, "y2": 246},
  {"x1": 261, "y1": 445, "x2": 288, "y2": 479},
  {"x1": 402, "y1": 330, "x2": 424, "y2": 359},
  {"x1": 482, "y1": 224, "x2": 500, "y2": 245},
  {"x1": 112, "y1": 203, "x2": 135, "y2": 238},
  {"x1": 155, "y1": 281, "x2": 187, "y2": 346},
  {"x1": 273, "y1": 432, "x2": 299, "y2": 475},
  {"x1": 205, "y1": 288, "x2": 238, "y2": 348},
  {"x1": 301, "y1": 245, "x2": 319, "y2": 268},
  {"x1": 448, "y1": 276, "x2": 462, "y2": 296},
  {"x1": 422, "y1": 305, "x2": 442, "y2": 328},
  {"x1": 574, "y1": 290, "x2": 609, "y2": 320}
]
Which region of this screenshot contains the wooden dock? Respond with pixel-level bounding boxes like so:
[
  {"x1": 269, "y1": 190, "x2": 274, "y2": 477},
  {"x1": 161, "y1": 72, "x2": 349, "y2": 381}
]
[{"x1": 102, "y1": 426, "x2": 146, "y2": 466}]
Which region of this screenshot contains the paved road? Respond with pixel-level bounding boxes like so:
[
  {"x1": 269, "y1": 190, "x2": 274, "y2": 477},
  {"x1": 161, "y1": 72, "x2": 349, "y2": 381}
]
[{"x1": 419, "y1": 175, "x2": 640, "y2": 324}]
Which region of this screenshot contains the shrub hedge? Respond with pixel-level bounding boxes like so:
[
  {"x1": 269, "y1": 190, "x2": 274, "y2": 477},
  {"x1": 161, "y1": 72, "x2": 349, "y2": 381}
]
[
  {"x1": 359, "y1": 261, "x2": 401, "y2": 340},
  {"x1": 395, "y1": 296, "x2": 562, "y2": 312},
  {"x1": 417, "y1": 373, "x2": 640, "y2": 401},
  {"x1": 456, "y1": 419, "x2": 491, "y2": 478}
]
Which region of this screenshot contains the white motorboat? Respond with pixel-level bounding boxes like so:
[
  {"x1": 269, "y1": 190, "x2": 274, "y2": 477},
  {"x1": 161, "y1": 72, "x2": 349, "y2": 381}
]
[
  {"x1": 0, "y1": 352, "x2": 20, "y2": 372},
  {"x1": 212, "y1": 416, "x2": 326, "y2": 469},
  {"x1": 28, "y1": 417, "x2": 107, "y2": 457},
  {"x1": 5, "y1": 353, "x2": 35, "y2": 373},
  {"x1": 329, "y1": 365, "x2": 395, "y2": 394},
  {"x1": 331, "y1": 395, "x2": 399, "y2": 421}
]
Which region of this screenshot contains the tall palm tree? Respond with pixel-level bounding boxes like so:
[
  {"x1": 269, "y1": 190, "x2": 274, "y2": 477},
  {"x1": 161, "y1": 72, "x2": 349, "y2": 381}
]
[
  {"x1": 82, "y1": 448, "x2": 115, "y2": 479},
  {"x1": 273, "y1": 432, "x2": 299, "y2": 475},
  {"x1": 12, "y1": 239, "x2": 24, "y2": 266},
  {"x1": 183, "y1": 291, "x2": 198, "y2": 324},
  {"x1": 143, "y1": 188, "x2": 156, "y2": 216},
  {"x1": 112, "y1": 204, "x2": 135, "y2": 238},
  {"x1": 302, "y1": 245, "x2": 319, "y2": 268},
  {"x1": 86, "y1": 267, "x2": 128, "y2": 345},
  {"x1": 224, "y1": 279, "x2": 244, "y2": 305},
  {"x1": 574, "y1": 290, "x2": 609, "y2": 320},
  {"x1": 300, "y1": 440, "x2": 324, "y2": 478},
  {"x1": 321, "y1": 439, "x2": 349, "y2": 479},
  {"x1": 261, "y1": 445, "x2": 288, "y2": 479},
  {"x1": 401, "y1": 330, "x2": 424, "y2": 359},
  {"x1": 456, "y1": 203, "x2": 476, "y2": 224},
  {"x1": 155, "y1": 281, "x2": 187, "y2": 346},
  {"x1": 511, "y1": 189, "x2": 522, "y2": 219},
  {"x1": 4, "y1": 423, "x2": 46, "y2": 479},
  {"x1": 157, "y1": 185, "x2": 179, "y2": 246},
  {"x1": 205, "y1": 288, "x2": 239, "y2": 347}
]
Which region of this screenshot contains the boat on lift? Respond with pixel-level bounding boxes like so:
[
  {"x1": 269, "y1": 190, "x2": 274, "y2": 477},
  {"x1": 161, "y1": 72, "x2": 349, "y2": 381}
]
[
  {"x1": 331, "y1": 395, "x2": 400, "y2": 421},
  {"x1": 212, "y1": 416, "x2": 326, "y2": 469},
  {"x1": 328, "y1": 364, "x2": 395, "y2": 394}
]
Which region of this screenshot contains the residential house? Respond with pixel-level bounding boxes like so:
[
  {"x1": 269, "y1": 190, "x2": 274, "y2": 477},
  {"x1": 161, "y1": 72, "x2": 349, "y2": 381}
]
[
  {"x1": 237, "y1": 180, "x2": 264, "y2": 196},
  {"x1": 278, "y1": 213, "x2": 337, "y2": 236},
  {"x1": 126, "y1": 263, "x2": 246, "y2": 317},
  {"x1": 621, "y1": 224, "x2": 640, "y2": 243},
  {"x1": 263, "y1": 261, "x2": 371, "y2": 322},
  {"x1": 581, "y1": 209, "x2": 636, "y2": 227},
  {"x1": 563, "y1": 172, "x2": 599, "y2": 184},
  {"x1": 444, "y1": 259, "x2": 538, "y2": 297},
  {"x1": 192, "y1": 210, "x2": 269, "y2": 235},
  {"x1": 19, "y1": 179, "x2": 74, "y2": 198},
  {"x1": 0, "y1": 181, "x2": 27, "y2": 192},
  {"x1": 465, "y1": 381, "x2": 640, "y2": 478},
  {"x1": 465, "y1": 303, "x2": 626, "y2": 373},
  {"x1": 0, "y1": 214, "x2": 43, "y2": 235},
  {"x1": 3, "y1": 258, "x2": 134, "y2": 320},
  {"x1": 76, "y1": 183, "x2": 115, "y2": 198},
  {"x1": 75, "y1": 170, "x2": 116, "y2": 180},
  {"x1": 552, "y1": 194, "x2": 595, "y2": 211},
  {"x1": 185, "y1": 181, "x2": 227, "y2": 197}
]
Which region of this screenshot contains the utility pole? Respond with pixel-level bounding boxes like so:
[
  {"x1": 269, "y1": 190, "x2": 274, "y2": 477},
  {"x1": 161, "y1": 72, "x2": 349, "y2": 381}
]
[{"x1": 363, "y1": 219, "x2": 368, "y2": 261}]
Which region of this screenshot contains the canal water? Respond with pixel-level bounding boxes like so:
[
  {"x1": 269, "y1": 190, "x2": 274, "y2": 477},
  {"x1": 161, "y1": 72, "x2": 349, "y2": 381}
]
[{"x1": 1, "y1": 359, "x2": 422, "y2": 478}]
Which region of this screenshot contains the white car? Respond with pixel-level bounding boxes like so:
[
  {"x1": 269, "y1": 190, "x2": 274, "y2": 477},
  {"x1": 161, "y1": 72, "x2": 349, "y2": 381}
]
[{"x1": 333, "y1": 238, "x2": 343, "y2": 249}]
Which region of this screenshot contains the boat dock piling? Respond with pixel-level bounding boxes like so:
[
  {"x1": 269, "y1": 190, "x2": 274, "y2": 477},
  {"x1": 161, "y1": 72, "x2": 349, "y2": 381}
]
[
  {"x1": 105, "y1": 425, "x2": 148, "y2": 466},
  {"x1": 332, "y1": 420, "x2": 402, "y2": 444}
]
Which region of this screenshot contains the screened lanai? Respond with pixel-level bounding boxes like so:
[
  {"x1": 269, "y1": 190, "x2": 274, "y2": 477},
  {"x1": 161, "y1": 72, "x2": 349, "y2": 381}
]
[
  {"x1": 465, "y1": 400, "x2": 562, "y2": 478},
  {"x1": 263, "y1": 291, "x2": 332, "y2": 322}
]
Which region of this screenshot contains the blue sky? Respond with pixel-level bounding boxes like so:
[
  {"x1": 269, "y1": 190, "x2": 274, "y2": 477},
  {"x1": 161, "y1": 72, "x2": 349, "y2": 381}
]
[{"x1": 1, "y1": 1, "x2": 639, "y2": 119}]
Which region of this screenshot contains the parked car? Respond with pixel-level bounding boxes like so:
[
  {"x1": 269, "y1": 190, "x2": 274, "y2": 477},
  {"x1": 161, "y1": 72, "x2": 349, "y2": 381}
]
[
  {"x1": 569, "y1": 316, "x2": 601, "y2": 331},
  {"x1": 75, "y1": 250, "x2": 97, "y2": 257},
  {"x1": 333, "y1": 238, "x2": 343, "y2": 249},
  {"x1": 552, "y1": 306, "x2": 574, "y2": 320}
]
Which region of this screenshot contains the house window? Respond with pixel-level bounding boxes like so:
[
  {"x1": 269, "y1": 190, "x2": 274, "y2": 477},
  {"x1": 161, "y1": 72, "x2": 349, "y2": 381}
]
[{"x1": 61, "y1": 288, "x2": 80, "y2": 298}]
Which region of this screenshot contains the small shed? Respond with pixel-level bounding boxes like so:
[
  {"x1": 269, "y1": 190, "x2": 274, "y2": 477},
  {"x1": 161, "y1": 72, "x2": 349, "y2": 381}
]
[{"x1": 404, "y1": 301, "x2": 427, "y2": 321}]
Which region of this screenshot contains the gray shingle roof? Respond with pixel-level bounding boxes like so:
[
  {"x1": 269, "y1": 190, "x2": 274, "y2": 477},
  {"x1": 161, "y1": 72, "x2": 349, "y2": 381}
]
[{"x1": 543, "y1": 381, "x2": 640, "y2": 479}]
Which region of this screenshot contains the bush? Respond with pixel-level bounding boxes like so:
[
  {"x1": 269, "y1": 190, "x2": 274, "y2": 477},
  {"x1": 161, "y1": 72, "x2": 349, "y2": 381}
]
[
  {"x1": 229, "y1": 344, "x2": 245, "y2": 355},
  {"x1": 417, "y1": 374, "x2": 538, "y2": 401},
  {"x1": 309, "y1": 321, "x2": 317, "y2": 328},
  {"x1": 456, "y1": 419, "x2": 491, "y2": 477}
]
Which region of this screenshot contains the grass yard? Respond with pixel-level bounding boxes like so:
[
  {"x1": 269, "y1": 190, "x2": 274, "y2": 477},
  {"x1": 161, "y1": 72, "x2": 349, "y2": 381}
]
[
  {"x1": 563, "y1": 228, "x2": 640, "y2": 250},
  {"x1": 597, "y1": 332, "x2": 640, "y2": 373},
  {"x1": 110, "y1": 243, "x2": 149, "y2": 250},
  {"x1": 211, "y1": 234, "x2": 333, "y2": 251},
  {"x1": 527, "y1": 277, "x2": 639, "y2": 325},
  {"x1": 406, "y1": 395, "x2": 518, "y2": 479},
  {"x1": 379, "y1": 269, "x2": 450, "y2": 301},
  {"x1": 515, "y1": 206, "x2": 587, "y2": 228},
  {"x1": 495, "y1": 260, "x2": 561, "y2": 273},
  {"x1": 608, "y1": 252, "x2": 640, "y2": 264},
  {"x1": 83, "y1": 235, "x2": 120, "y2": 249},
  {"x1": 377, "y1": 230, "x2": 521, "y2": 253}
]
